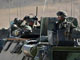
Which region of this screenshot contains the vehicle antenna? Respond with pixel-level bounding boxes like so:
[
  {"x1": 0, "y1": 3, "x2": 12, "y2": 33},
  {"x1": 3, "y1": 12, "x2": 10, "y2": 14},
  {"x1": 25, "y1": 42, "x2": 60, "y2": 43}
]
[
  {"x1": 71, "y1": 0, "x2": 73, "y2": 17},
  {"x1": 16, "y1": 0, "x2": 19, "y2": 17},
  {"x1": 8, "y1": 0, "x2": 12, "y2": 37},
  {"x1": 42, "y1": 0, "x2": 47, "y2": 17},
  {"x1": 40, "y1": 0, "x2": 48, "y2": 42},
  {"x1": 79, "y1": 7, "x2": 80, "y2": 22},
  {"x1": 18, "y1": 0, "x2": 22, "y2": 18}
]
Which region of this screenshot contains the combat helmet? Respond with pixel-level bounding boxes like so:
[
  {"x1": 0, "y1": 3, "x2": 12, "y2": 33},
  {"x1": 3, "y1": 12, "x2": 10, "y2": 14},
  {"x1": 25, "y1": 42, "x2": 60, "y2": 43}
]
[
  {"x1": 23, "y1": 16, "x2": 30, "y2": 20},
  {"x1": 57, "y1": 11, "x2": 67, "y2": 17}
]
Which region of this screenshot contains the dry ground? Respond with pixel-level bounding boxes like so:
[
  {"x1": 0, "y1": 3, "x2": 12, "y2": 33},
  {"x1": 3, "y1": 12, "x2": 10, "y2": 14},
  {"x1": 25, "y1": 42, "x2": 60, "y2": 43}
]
[{"x1": 0, "y1": 0, "x2": 80, "y2": 28}]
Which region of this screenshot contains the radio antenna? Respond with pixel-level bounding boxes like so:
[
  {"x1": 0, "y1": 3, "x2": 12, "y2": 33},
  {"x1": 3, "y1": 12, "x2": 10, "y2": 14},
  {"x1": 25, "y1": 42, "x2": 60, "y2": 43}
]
[{"x1": 71, "y1": 0, "x2": 73, "y2": 16}]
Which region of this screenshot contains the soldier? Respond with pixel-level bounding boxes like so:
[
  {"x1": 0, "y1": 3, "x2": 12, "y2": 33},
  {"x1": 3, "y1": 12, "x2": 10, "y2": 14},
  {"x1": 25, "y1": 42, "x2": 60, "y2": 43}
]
[
  {"x1": 22, "y1": 16, "x2": 32, "y2": 32},
  {"x1": 30, "y1": 16, "x2": 38, "y2": 27},
  {"x1": 56, "y1": 11, "x2": 78, "y2": 29},
  {"x1": 22, "y1": 15, "x2": 37, "y2": 28},
  {"x1": 56, "y1": 11, "x2": 78, "y2": 46},
  {"x1": 21, "y1": 16, "x2": 30, "y2": 26},
  {"x1": 56, "y1": 11, "x2": 67, "y2": 29}
]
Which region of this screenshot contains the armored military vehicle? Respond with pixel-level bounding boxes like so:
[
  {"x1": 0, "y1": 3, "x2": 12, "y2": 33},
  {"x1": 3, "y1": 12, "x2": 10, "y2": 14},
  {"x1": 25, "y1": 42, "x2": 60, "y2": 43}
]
[{"x1": 23, "y1": 17, "x2": 80, "y2": 60}]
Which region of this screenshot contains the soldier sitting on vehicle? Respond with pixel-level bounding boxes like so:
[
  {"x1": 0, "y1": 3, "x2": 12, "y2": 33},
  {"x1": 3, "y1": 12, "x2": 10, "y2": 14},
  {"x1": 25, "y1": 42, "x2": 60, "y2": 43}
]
[
  {"x1": 21, "y1": 16, "x2": 30, "y2": 26},
  {"x1": 48, "y1": 11, "x2": 78, "y2": 46},
  {"x1": 31, "y1": 16, "x2": 38, "y2": 25},
  {"x1": 21, "y1": 16, "x2": 32, "y2": 32},
  {"x1": 55, "y1": 11, "x2": 78, "y2": 46},
  {"x1": 56, "y1": 11, "x2": 68, "y2": 30},
  {"x1": 22, "y1": 15, "x2": 39, "y2": 28}
]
